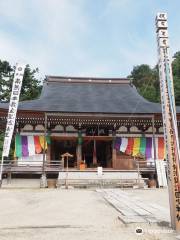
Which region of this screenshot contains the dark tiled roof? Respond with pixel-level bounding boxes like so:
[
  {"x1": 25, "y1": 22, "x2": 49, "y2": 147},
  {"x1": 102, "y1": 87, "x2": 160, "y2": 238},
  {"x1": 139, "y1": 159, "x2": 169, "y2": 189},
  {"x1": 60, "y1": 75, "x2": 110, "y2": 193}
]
[{"x1": 0, "y1": 76, "x2": 180, "y2": 114}]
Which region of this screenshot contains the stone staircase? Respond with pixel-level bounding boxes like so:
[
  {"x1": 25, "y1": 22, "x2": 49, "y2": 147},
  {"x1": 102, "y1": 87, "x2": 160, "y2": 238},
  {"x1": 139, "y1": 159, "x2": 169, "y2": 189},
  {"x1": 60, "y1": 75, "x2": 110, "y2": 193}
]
[
  {"x1": 1, "y1": 170, "x2": 147, "y2": 189},
  {"x1": 56, "y1": 170, "x2": 146, "y2": 188}
]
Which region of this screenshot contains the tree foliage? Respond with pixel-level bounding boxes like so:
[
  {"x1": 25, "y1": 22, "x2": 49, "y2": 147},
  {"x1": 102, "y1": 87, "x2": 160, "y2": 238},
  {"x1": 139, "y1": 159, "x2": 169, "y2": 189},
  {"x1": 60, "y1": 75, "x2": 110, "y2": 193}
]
[
  {"x1": 0, "y1": 61, "x2": 42, "y2": 102},
  {"x1": 129, "y1": 64, "x2": 159, "y2": 102},
  {"x1": 172, "y1": 52, "x2": 180, "y2": 105},
  {"x1": 129, "y1": 51, "x2": 180, "y2": 105}
]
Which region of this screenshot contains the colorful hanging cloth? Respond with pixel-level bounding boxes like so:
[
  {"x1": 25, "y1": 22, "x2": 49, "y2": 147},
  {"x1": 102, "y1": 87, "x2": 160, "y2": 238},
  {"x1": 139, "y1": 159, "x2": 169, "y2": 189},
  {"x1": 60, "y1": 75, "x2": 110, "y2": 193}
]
[
  {"x1": 145, "y1": 137, "x2": 152, "y2": 159},
  {"x1": 140, "y1": 137, "x2": 146, "y2": 156},
  {"x1": 132, "y1": 138, "x2": 140, "y2": 156},
  {"x1": 114, "y1": 137, "x2": 121, "y2": 151},
  {"x1": 120, "y1": 138, "x2": 128, "y2": 153},
  {"x1": 46, "y1": 135, "x2": 51, "y2": 145},
  {"x1": 39, "y1": 136, "x2": 47, "y2": 150},
  {"x1": 158, "y1": 137, "x2": 165, "y2": 159},
  {"x1": 22, "y1": 136, "x2": 29, "y2": 157},
  {"x1": 15, "y1": 134, "x2": 22, "y2": 158},
  {"x1": 78, "y1": 131, "x2": 83, "y2": 145},
  {"x1": 151, "y1": 139, "x2": 154, "y2": 159},
  {"x1": 34, "y1": 136, "x2": 42, "y2": 154},
  {"x1": 125, "y1": 138, "x2": 134, "y2": 155},
  {"x1": 27, "y1": 135, "x2": 35, "y2": 156},
  {"x1": 155, "y1": 137, "x2": 158, "y2": 159}
]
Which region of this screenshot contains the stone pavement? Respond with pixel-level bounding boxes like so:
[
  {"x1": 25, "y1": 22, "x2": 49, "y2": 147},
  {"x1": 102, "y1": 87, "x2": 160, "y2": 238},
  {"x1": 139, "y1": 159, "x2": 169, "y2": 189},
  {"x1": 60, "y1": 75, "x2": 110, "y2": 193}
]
[{"x1": 0, "y1": 188, "x2": 179, "y2": 240}]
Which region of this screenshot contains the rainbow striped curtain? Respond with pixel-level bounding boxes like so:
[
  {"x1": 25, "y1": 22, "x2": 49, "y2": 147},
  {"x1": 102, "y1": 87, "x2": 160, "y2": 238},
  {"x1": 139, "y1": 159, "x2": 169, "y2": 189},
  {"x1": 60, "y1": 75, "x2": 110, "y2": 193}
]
[
  {"x1": 125, "y1": 138, "x2": 134, "y2": 155},
  {"x1": 15, "y1": 135, "x2": 50, "y2": 158},
  {"x1": 132, "y1": 138, "x2": 141, "y2": 156},
  {"x1": 115, "y1": 137, "x2": 166, "y2": 160}
]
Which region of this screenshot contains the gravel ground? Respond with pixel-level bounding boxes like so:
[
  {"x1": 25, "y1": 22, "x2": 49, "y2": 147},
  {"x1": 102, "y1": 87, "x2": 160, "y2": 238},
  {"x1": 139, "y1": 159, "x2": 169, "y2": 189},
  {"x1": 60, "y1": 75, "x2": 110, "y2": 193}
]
[{"x1": 0, "y1": 188, "x2": 179, "y2": 240}]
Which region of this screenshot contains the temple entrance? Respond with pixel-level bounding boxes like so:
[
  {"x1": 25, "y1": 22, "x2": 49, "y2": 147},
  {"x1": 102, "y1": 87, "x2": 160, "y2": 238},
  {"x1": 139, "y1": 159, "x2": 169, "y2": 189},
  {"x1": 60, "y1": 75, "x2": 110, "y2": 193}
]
[
  {"x1": 51, "y1": 138, "x2": 112, "y2": 169},
  {"x1": 82, "y1": 140, "x2": 112, "y2": 168},
  {"x1": 51, "y1": 139, "x2": 76, "y2": 168},
  {"x1": 82, "y1": 140, "x2": 93, "y2": 168},
  {"x1": 96, "y1": 141, "x2": 112, "y2": 168}
]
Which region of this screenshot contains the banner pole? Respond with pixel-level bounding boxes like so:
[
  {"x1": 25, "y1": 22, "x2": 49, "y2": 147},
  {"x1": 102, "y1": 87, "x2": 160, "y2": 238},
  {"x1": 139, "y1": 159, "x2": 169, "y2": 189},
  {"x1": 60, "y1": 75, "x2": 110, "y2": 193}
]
[{"x1": 0, "y1": 156, "x2": 4, "y2": 187}]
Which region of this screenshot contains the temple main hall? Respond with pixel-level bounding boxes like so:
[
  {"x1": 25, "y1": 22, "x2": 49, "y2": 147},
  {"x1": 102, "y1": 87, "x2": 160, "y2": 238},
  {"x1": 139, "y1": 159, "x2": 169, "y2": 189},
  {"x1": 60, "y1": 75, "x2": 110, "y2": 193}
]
[{"x1": 0, "y1": 76, "x2": 180, "y2": 181}]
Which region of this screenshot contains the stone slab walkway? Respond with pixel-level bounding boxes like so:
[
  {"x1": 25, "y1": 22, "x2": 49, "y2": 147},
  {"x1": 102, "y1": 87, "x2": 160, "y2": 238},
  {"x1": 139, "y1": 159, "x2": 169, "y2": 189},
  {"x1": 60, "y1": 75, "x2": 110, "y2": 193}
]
[{"x1": 97, "y1": 189, "x2": 170, "y2": 225}]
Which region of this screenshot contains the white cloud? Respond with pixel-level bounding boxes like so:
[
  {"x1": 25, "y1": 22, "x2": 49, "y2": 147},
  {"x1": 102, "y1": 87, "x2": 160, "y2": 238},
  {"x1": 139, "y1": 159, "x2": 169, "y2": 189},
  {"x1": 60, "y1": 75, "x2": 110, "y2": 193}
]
[
  {"x1": 0, "y1": 31, "x2": 24, "y2": 63},
  {"x1": 0, "y1": 0, "x2": 179, "y2": 79},
  {"x1": 0, "y1": 0, "x2": 89, "y2": 77}
]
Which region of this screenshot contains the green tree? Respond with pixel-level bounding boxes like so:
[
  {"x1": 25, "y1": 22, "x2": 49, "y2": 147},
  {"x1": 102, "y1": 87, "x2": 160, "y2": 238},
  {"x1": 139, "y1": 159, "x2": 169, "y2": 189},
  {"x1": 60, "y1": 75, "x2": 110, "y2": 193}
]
[
  {"x1": 129, "y1": 52, "x2": 180, "y2": 105},
  {"x1": 0, "y1": 63, "x2": 42, "y2": 101},
  {"x1": 129, "y1": 64, "x2": 160, "y2": 102},
  {"x1": 0, "y1": 60, "x2": 14, "y2": 101},
  {"x1": 172, "y1": 51, "x2": 180, "y2": 105}
]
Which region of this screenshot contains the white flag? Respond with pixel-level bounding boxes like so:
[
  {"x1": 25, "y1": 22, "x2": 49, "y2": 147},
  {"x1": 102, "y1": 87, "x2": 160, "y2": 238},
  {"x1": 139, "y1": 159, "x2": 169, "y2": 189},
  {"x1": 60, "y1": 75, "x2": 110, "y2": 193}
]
[{"x1": 2, "y1": 64, "x2": 26, "y2": 157}]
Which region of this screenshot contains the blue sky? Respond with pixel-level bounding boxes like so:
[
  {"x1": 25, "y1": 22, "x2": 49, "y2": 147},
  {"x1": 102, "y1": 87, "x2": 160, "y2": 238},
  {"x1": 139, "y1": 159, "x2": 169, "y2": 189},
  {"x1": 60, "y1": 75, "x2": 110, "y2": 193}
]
[{"x1": 0, "y1": 0, "x2": 180, "y2": 80}]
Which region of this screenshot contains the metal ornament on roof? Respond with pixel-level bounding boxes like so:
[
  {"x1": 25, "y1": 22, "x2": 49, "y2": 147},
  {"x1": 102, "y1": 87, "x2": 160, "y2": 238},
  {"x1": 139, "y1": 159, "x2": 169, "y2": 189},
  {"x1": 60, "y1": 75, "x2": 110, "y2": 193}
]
[{"x1": 156, "y1": 12, "x2": 180, "y2": 231}]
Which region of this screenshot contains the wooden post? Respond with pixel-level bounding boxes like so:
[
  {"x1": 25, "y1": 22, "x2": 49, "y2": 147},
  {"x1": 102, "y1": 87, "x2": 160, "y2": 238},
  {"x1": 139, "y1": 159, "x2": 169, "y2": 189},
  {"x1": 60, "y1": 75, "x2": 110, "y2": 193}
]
[
  {"x1": 77, "y1": 144, "x2": 82, "y2": 169},
  {"x1": 152, "y1": 115, "x2": 158, "y2": 186},
  {"x1": 112, "y1": 148, "x2": 116, "y2": 169},
  {"x1": 93, "y1": 139, "x2": 97, "y2": 165},
  {"x1": 65, "y1": 156, "x2": 69, "y2": 189},
  {"x1": 40, "y1": 113, "x2": 47, "y2": 188},
  {"x1": 152, "y1": 115, "x2": 157, "y2": 161},
  {"x1": 77, "y1": 130, "x2": 82, "y2": 168},
  {"x1": 47, "y1": 143, "x2": 51, "y2": 163},
  {"x1": 61, "y1": 152, "x2": 73, "y2": 189},
  {"x1": 112, "y1": 128, "x2": 116, "y2": 169},
  {"x1": 156, "y1": 13, "x2": 180, "y2": 231}
]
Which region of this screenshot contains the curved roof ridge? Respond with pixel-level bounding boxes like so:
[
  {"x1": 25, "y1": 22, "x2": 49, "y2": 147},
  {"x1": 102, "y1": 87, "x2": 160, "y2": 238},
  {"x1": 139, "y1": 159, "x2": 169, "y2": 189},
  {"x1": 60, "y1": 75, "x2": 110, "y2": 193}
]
[{"x1": 45, "y1": 75, "x2": 131, "y2": 84}]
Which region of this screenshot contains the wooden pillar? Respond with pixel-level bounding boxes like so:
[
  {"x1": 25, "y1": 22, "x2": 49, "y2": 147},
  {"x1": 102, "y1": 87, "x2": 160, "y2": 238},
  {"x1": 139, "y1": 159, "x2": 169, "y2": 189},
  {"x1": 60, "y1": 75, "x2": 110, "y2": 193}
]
[
  {"x1": 76, "y1": 144, "x2": 82, "y2": 169},
  {"x1": 47, "y1": 143, "x2": 51, "y2": 163},
  {"x1": 106, "y1": 143, "x2": 112, "y2": 168},
  {"x1": 77, "y1": 129, "x2": 82, "y2": 169},
  {"x1": 42, "y1": 113, "x2": 47, "y2": 174},
  {"x1": 152, "y1": 115, "x2": 157, "y2": 160},
  {"x1": 152, "y1": 115, "x2": 158, "y2": 186},
  {"x1": 46, "y1": 121, "x2": 51, "y2": 163},
  {"x1": 112, "y1": 128, "x2": 116, "y2": 169},
  {"x1": 40, "y1": 113, "x2": 47, "y2": 188},
  {"x1": 93, "y1": 139, "x2": 97, "y2": 165},
  {"x1": 112, "y1": 148, "x2": 116, "y2": 169}
]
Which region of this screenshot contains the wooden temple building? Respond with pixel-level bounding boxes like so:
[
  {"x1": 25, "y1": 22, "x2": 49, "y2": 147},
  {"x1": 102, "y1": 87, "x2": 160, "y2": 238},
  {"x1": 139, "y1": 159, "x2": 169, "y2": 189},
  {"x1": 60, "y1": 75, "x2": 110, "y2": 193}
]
[{"x1": 0, "y1": 76, "x2": 180, "y2": 181}]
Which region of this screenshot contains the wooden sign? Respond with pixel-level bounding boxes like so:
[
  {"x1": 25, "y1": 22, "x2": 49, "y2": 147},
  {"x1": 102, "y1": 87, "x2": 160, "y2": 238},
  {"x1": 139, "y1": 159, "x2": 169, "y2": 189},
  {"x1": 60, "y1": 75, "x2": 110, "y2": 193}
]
[{"x1": 156, "y1": 12, "x2": 180, "y2": 231}]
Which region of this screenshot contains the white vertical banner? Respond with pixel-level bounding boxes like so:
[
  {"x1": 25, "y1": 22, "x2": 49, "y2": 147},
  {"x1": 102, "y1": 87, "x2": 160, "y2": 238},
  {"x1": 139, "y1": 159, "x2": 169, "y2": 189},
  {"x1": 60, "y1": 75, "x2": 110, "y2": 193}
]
[{"x1": 2, "y1": 63, "x2": 26, "y2": 157}]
